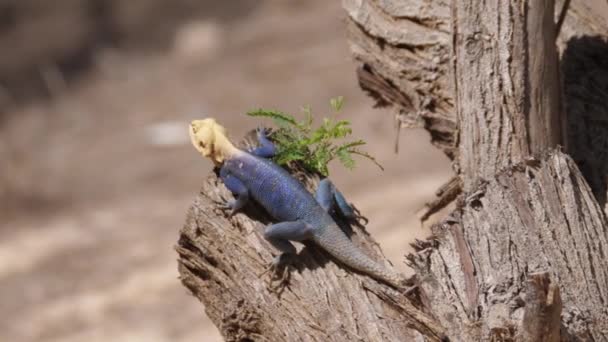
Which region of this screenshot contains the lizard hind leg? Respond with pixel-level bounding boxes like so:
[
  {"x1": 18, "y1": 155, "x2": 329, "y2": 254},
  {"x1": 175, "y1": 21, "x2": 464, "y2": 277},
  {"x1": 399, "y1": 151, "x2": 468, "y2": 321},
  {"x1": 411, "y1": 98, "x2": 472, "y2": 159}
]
[
  {"x1": 315, "y1": 178, "x2": 335, "y2": 212},
  {"x1": 219, "y1": 168, "x2": 249, "y2": 216},
  {"x1": 259, "y1": 221, "x2": 313, "y2": 292},
  {"x1": 249, "y1": 127, "x2": 276, "y2": 158},
  {"x1": 315, "y1": 178, "x2": 368, "y2": 225}
]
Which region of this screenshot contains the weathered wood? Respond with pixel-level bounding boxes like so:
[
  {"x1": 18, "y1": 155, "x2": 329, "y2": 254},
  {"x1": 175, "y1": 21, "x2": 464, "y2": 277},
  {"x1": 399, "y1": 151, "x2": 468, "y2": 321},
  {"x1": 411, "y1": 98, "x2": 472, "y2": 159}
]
[
  {"x1": 345, "y1": 0, "x2": 455, "y2": 159},
  {"x1": 346, "y1": 0, "x2": 608, "y2": 340},
  {"x1": 177, "y1": 157, "x2": 608, "y2": 341},
  {"x1": 453, "y1": 0, "x2": 563, "y2": 188},
  {"x1": 402, "y1": 0, "x2": 608, "y2": 339},
  {"x1": 408, "y1": 152, "x2": 608, "y2": 340},
  {"x1": 176, "y1": 169, "x2": 445, "y2": 341},
  {"x1": 419, "y1": 176, "x2": 462, "y2": 223},
  {"x1": 344, "y1": 0, "x2": 608, "y2": 184},
  {"x1": 345, "y1": 0, "x2": 608, "y2": 207},
  {"x1": 519, "y1": 272, "x2": 562, "y2": 342}
]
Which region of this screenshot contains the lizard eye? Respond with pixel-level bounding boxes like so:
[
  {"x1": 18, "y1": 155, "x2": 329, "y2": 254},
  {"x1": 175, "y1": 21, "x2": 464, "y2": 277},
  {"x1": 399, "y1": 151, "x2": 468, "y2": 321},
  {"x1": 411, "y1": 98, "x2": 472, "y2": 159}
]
[{"x1": 198, "y1": 141, "x2": 205, "y2": 148}]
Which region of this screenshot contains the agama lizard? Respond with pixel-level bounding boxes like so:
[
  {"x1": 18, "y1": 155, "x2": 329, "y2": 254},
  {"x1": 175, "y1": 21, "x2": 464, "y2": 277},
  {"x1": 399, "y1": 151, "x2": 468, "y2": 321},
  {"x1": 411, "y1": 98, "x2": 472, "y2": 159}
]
[{"x1": 189, "y1": 118, "x2": 406, "y2": 289}]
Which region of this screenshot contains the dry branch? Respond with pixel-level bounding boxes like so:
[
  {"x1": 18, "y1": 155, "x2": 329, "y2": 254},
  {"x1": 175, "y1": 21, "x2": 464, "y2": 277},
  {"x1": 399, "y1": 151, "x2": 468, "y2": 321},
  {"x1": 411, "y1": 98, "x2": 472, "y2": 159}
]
[
  {"x1": 176, "y1": 170, "x2": 444, "y2": 341},
  {"x1": 418, "y1": 176, "x2": 462, "y2": 223}
]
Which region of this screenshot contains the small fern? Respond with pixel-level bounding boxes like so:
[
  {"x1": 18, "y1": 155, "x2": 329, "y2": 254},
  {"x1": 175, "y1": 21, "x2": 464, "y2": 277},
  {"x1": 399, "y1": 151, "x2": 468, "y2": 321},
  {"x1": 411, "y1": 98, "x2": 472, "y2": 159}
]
[{"x1": 246, "y1": 97, "x2": 383, "y2": 176}]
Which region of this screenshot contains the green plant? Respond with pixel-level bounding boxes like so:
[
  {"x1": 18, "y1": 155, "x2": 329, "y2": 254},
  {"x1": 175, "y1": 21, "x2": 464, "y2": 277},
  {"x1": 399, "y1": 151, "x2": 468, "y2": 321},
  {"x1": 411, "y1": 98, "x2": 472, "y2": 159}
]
[{"x1": 246, "y1": 97, "x2": 383, "y2": 176}]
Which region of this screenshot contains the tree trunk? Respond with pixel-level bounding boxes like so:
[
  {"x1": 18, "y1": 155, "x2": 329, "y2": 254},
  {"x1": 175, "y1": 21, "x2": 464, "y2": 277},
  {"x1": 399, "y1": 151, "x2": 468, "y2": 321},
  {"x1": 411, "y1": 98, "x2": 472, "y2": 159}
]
[
  {"x1": 346, "y1": 0, "x2": 608, "y2": 212},
  {"x1": 176, "y1": 0, "x2": 608, "y2": 340},
  {"x1": 452, "y1": 0, "x2": 563, "y2": 189}
]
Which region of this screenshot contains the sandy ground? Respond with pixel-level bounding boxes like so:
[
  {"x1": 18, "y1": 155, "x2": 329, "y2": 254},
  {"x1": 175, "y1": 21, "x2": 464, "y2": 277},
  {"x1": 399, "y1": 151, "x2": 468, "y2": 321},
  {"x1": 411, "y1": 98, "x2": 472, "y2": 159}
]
[{"x1": 0, "y1": 1, "x2": 452, "y2": 341}]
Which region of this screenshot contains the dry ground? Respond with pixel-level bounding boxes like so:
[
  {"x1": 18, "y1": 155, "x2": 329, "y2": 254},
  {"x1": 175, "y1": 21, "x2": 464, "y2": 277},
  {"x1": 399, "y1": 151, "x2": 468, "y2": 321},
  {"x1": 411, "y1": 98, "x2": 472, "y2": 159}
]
[{"x1": 0, "y1": 1, "x2": 451, "y2": 341}]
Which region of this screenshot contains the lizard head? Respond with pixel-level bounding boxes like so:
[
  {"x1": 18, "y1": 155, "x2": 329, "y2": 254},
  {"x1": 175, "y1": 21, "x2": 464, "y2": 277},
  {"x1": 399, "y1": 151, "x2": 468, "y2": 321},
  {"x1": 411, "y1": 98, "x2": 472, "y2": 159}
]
[{"x1": 189, "y1": 118, "x2": 238, "y2": 165}]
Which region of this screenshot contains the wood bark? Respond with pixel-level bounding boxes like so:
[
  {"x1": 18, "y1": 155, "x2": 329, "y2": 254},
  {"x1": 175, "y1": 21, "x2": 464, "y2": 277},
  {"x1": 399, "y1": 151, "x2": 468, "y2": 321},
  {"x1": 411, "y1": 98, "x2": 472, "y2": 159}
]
[
  {"x1": 452, "y1": 0, "x2": 563, "y2": 189},
  {"x1": 345, "y1": 0, "x2": 608, "y2": 209},
  {"x1": 177, "y1": 0, "x2": 608, "y2": 341},
  {"x1": 408, "y1": 151, "x2": 608, "y2": 340}
]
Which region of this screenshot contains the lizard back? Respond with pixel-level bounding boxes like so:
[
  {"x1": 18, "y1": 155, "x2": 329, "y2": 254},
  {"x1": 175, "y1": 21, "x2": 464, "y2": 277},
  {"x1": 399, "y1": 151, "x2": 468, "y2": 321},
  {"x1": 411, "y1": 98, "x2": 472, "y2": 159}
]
[{"x1": 223, "y1": 151, "x2": 329, "y2": 225}]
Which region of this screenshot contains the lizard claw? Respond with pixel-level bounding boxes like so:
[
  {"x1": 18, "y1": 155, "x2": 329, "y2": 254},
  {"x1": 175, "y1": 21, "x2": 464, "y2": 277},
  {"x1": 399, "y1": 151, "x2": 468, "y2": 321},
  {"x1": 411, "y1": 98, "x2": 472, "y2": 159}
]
[
  {"x1": 214, "y1": 199, "x2": 238, "y2": 217},
  {"x1": 258, "y1": 254, "x2": 293, "y2": 295},
  {"x1": 349, "y1": 205, "x2": 369, "y2": 226},
  {"x1": 256, "y1": 126, "x2": 270, "y2": 138},
  {"x1": 351, "y1": 204, "x2": 369, "y2": 226}
]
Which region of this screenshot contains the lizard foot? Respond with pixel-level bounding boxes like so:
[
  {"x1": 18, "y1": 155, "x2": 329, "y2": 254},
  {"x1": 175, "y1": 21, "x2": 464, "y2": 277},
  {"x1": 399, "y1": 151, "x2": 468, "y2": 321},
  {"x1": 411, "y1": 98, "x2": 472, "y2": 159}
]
[
  {"x1": 258, "y1": 253, "x2": 294, "y2": 294},
  {"x1": 349, "y1": 205, "x2": 369, "y2": 226},
  {"x1": 255, "y1": 126, "x2": 270, "y2": 139},
  {"x1": 214, "y1": 199, "x2": 238, "y2": 217}
]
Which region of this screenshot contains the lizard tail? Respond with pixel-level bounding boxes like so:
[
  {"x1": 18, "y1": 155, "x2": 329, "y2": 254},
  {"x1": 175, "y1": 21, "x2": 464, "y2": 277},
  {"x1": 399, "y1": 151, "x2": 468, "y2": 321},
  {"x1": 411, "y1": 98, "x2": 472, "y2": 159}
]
[{"x1": 313, "y1": 224, "x2": 405, "y2": 289}]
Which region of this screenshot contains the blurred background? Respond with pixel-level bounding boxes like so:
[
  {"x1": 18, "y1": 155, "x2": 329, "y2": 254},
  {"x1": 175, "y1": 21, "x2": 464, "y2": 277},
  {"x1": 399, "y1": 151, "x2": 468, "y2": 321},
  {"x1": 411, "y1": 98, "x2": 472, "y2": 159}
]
[{"x1": 0, "y1": 1, "x2": 451, "y2": 341}]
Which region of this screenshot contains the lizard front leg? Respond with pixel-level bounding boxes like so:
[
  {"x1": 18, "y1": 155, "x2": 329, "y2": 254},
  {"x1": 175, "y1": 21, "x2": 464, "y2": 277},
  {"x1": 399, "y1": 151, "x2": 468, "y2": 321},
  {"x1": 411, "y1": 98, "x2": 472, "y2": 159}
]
[
  {"x1": 249, "y1": 127, "x2": 276, "y2": 158},
  {"x1": 219, "y1": 167, "x2": 249, "y2": 216}
]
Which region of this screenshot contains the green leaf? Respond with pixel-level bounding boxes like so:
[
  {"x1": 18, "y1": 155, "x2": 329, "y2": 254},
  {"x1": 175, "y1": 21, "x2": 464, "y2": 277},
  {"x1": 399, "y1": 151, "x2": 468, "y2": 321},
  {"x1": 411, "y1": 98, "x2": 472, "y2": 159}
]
[
  {"x1": 330, "y1": 120, "x2": 352, "y2": 138},
  {"x1": 330, "y1": 96, "x2": 344, "y2": 112},
  {"x1": 337, "y1": 148, "x2": 355, "y2": 170},
  {"x1": 247, "y1": 109, "x2": 297, "y2": 128},
  {"x1": 336, "y1": 140, "x2": 366, "y2": 152},
  {"x1": 299, "y1": 105, "x2": 313, "y2": 132},
  {"x1": 245, "y1": 96, "x2": 381, "y2": 176},
  {"x1": 275, "y1": 148, "x2": 307, "y2": 165},
  {"x1": 349, "y1": 149, "x2": 384, "y2": 171}
]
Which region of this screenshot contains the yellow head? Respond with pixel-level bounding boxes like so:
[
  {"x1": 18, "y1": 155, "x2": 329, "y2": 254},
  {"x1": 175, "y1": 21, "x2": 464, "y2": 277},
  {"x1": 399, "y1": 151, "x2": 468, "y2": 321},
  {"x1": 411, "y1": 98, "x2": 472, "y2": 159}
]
[{"x1": 189, "y1": 118, "x2": 239, "y2": 165}]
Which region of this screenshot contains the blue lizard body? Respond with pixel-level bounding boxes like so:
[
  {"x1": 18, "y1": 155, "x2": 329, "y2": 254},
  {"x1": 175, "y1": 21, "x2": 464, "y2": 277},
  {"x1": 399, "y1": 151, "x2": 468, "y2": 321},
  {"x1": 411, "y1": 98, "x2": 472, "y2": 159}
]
[
  {"x1": 224, "y1": 153, "x2": 328, "y2": 224},
  {"x1": 217, "y1": 129, "x2": 404, "y2": 289}
]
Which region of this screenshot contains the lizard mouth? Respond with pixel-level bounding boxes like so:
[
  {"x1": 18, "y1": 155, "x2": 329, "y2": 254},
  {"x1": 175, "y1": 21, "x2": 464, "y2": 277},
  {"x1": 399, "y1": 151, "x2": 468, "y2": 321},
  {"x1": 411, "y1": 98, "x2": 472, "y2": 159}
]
[{"x1": 188, "y1": 123, "x2": 206, "y2": 154}]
